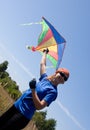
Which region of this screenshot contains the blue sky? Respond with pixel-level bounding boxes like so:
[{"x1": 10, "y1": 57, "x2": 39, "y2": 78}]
[{"x1": 0, "y1": 0, "x2": 90, "y2": 130}]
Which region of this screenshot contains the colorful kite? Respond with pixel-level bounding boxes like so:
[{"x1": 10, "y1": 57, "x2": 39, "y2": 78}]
[{"x1": 26, "y1": 17, "x2": 66, "y2": 70}]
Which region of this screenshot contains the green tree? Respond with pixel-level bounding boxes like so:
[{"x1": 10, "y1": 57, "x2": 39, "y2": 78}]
[
  {"x1": 0, "y1": 61, "x2": 22, "y2": 100},
  {"x1": 0, "y1": 61, "x2": 9, "y2": 79},
  {"x1": 0, "y1": 61, "x2": 8, "y2": 72},
  {"x1": 0, "y1": 71, "x2": 9, "y2": 79},
  {"x1": 32, "y1": 111, "x2": 56, "y2": 130},
  {"x1": 44, "y1": 119, "x2": 56, "y2": 130}
]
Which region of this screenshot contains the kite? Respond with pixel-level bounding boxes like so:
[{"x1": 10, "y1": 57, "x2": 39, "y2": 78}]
[{"x1": 26, "y1": 17, "x2": 66, "y2": 70}]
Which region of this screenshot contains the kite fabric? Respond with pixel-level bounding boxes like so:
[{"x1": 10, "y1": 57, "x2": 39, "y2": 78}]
[{"x1": 27, "y1": 17, "x2": 66, "y2": 70}]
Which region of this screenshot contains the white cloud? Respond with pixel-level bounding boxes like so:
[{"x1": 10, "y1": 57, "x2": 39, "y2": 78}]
[
  {"x1": 56, "y1": 100, "x2": 85, "y2": 130},
  {"x1": 0, "y1": 42, "x2": 34, "y2": 78}
]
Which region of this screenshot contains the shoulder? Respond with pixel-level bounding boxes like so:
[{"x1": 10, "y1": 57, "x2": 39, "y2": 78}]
[{"x1": 39, "y1": 73, "x2": 48, "y2": 81}]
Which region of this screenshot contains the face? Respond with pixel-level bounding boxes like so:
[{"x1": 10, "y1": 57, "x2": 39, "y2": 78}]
[
  {"x1": 55, "y1": 72, "x2": 68, "y2": 84},
  {"x1": 55, "y1": 73, "x2": 65, "y2": 84}
]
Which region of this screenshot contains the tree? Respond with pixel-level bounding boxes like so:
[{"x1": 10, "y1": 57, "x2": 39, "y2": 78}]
[
  {"x1": 0, "y1": 61, "x2": 9, "y2": 79},
  {"x1": 0, "y1": 71, "x2": 9, "y2": 79},
  {"x1": 0, "y1": 61, "x2": 22, "y2": 100},
  {"x1": 44, "y1": 119, "x2": 56, "y2": 130},
  {"x1": 32, "y1": 111, "x2": 56, "y2": 130},
  {"x1": 0, "y1": 61, "x2": 8, "y2": 72}
]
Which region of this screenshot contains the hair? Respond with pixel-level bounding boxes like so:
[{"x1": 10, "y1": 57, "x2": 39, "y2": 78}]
[{"x1": 55, "y1": 68, "x2": 70, "y2": 78}]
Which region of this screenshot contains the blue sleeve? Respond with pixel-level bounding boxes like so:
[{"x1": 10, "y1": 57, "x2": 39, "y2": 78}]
[
  {"x1": 39, "y1": 73, "x2": 47, "y2": 81},
  {"x1": 43, "y1": 91, "x2": 57, "y2": 106}
]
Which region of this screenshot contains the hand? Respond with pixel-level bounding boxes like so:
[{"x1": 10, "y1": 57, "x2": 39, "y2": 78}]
[
  {"x1": 43, "y1": 48, "x2": 49, "y2": 54},
  {"x1": 29, "y1": 78, "x2": 36, "y2": 89}
]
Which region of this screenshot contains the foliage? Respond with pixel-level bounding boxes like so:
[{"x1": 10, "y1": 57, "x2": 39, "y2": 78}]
[
  {"x1": 32, "y1": 111, "x2": 56, "y2": 130},
  {"x1": 0, "y1": 61, "x2": 8, "y2": 72},
  {"x1": 0, "y1": 61, "x2": 22, "y2": 100}
]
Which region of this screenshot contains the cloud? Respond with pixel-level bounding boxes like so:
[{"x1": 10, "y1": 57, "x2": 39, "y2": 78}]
[
  {"x1": 56, "y1": 100, "x2": 85, "y2": 130},
  {"x1": 0, "y1": 42, "x2": 34, "y2": 78},
  {"x1": 11, "y1": 54, "x2": 34, "y2": 78}
]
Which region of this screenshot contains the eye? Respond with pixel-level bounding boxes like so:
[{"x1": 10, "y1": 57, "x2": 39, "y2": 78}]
[{"x1": 59, "y1": 72, "x2": 68, "y2": 81}]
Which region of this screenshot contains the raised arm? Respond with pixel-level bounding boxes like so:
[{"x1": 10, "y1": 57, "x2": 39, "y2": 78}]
[
  {"x1": 40, "y1": 48, "x2": 49, "y2": 76},
  {"x1": 29, "y1": 48, "x2": 49, "y2": 110}
]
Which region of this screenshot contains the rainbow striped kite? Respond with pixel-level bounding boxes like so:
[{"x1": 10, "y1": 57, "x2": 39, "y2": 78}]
[{"x1": 27, "y1": 17, "x2": 66, "y2": 70}]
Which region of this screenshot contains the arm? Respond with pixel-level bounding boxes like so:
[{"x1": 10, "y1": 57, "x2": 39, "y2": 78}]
[
  {"x1": 31, "y1": 89, "x2": 48, "y2": 110},
  {"x1": 40, "y1": 48, "x2": 49, "y2": 76},
  {"x1": 30, "y1": 49, "x2": 49, "y2": 110},
  {"x1": 29, "y1": 79, "x2": 48, "y2": 110}
]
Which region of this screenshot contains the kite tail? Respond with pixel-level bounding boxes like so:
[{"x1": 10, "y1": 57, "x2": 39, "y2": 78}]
[
  {"x1": 20, "y1": 22, "x2": 42, "y2": 26},
  {"x1": 26, "y1": 45, "x2": 36, "y2": 51},
  {"x1": 46, "y1": 66, "x2": 54, "y2": 69}
]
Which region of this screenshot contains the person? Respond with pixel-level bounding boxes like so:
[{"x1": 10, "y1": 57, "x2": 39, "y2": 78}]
[{"x1": 0, "y1": 48, "x2": 70, "y2": 130}]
